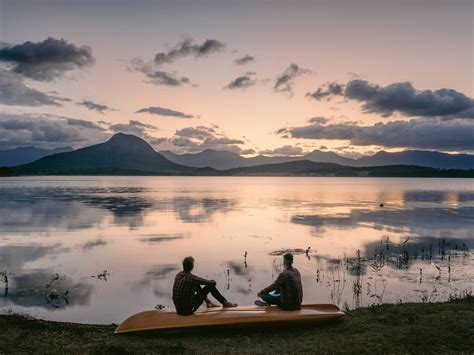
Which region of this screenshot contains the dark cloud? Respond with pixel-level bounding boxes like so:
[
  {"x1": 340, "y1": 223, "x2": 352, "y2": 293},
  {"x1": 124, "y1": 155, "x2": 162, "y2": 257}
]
[
  {"x1": 279, "y1": 117, "x2": 474, "y2": 151},
  {"x1": 145, "y1": 70, "x2": 193, "y2": 87},
  {"x1": 109, "y1": 119, "x2": 159, "y2": 137},
  {"x1": 273, "y1": 63, "x2": 311, "y2": 96},
  {"x1": 240, "y1": 148, "x2": 256, "y2": 155},
  {"x1": 0, "y1": 37, "x2": 94, "y2": 81},
  {"x1": 136, "y1": 106, "x2": 193, "y2": 118},
  {"x1": 259, "y1": 145, "x2": 304, "y2": 157},
  {"x1": 154, "y1": 38, "x2": 225, "y2": 65},
  {"x1": 308, "y1": 116, "x2": 329, "y2": 124},
  {"x1": 130, "y1": 58, "x2": 194, "y2": 87},
  {"x1": 77, "y1": 100, "x2": 116, "y2": 114},
  {"x1": 224, "y1": 72, "x2": 256, "y2": 90},
  {"x1": 0, "y1": 113, "x2": 108, "y2": 149},
  {"x1": 306, "y1": 82, "x2": 344, "y2": 101},
  {"x1": 160, "y1": 125, "x2": 248, "y2": 154},
  {"x1": 234, "y1": 55, "x2": 255, "y2": 65},
  {"x1": 0, "y1": 69, "x2": 63, "y2": 106},
  {"x1": 307, "y1": 79, "x2": 474, "y2": 119}
]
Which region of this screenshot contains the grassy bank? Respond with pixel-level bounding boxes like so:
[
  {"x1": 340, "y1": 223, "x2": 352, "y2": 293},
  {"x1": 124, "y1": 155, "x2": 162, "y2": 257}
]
[{"x1": 0, "y1": 297, "x2": 473, "y2": 354}]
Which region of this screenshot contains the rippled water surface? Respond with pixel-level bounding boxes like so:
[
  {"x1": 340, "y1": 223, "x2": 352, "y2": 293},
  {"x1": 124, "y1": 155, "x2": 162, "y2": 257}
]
[{"x1": 0, "y1": 176, "x2": 473, "y2": 323}]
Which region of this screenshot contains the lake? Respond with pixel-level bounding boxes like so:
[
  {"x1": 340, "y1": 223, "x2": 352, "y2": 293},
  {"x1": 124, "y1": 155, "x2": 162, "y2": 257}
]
[{"x1": 0, "y1": 176, "x2": 473, "y2": 324}]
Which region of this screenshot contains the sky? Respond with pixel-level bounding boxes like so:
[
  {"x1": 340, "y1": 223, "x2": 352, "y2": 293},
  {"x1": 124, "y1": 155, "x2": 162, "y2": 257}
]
[{"x1": 0, "y1": 0, "x2": 473, "y2": 157}]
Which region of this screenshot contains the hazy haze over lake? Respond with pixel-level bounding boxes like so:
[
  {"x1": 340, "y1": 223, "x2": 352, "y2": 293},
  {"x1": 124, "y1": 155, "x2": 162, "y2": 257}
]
[{"x1": 0, "y1": 176, "x2": 473, "y2": 324}]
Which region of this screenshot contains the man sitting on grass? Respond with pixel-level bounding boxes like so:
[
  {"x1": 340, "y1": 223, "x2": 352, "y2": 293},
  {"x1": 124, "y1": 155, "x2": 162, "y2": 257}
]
[
  {"x1": 255, "y1": 253, "x2": 303, "y2": 310},
  {"x1": 172, "y1": 256, "x2": 237, "y2": 315}
]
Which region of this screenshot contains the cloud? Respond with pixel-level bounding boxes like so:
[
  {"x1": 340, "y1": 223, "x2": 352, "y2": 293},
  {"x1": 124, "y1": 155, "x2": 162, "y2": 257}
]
[
  {"x1": 279, "y1": 117, "x2": 474, "y2": 151},
  {"x1": 308, "y1": 116, "x2": 329, "y2": 124},
  {"x1": 224, "y1": 72, "x2": 256, "y2": 90},
  {"x1": 234, "y1": 55, "x2": 254, "y2": 65},
  {"x1": 154, "y1": 38, "x2": 225, "y2": 65},
  {"x1": 240, "y1": 148, "x2": 256, "y2": 155},
  {"x1": 77, "y1": 99, "x2": 116, "y2": 114},
  {"x1": 307, "y1": 79, "x2": 474, "y2": 119},
  {"x1": 159, "y1": 125, "x2": 249, "y2": 154},
  {"x1": 109, "y1": 119, "x2": 159, "y2": 137},
  {"x1": 0, "y1": 37, "x2": 94, "y2": 81},
  {"x1": 306, "y1": 82, "x2": 344, "y2": 101},
  {"x1": 0, "y1": 69, "x2": 63, "y2": 106},
  {"x1": 273, "y1": 63, "x2": 312, "y2": 96},
  {"x1": 259, "y1": 145, "x2": 304, "y2": 156},
  {"x1": 130, "y1": 59, "x2": 194, "y2": 87},
  {"x1": 136, "y1": 106, "x2": 193, "y2": 118},
  {"x1": 144, "y1": 70, "x2": 193, "y2": 87},
  {"x1": 0, "y1": 112, "x2": 108, "y2": 149}
]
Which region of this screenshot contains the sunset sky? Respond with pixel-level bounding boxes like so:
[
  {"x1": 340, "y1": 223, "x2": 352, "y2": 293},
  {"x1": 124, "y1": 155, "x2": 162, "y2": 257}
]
[{"x1": 0, "y1": 0, "x2": 473, "y2": 157}]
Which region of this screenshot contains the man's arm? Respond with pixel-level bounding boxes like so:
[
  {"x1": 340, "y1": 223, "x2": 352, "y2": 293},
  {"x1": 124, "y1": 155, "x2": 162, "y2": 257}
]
[
  {"x1": 259, "y1": 271, "x2": 286, "y2": 295},
  {"x1": 192, "y1": 274, "x2": 216, "y2": 286}
]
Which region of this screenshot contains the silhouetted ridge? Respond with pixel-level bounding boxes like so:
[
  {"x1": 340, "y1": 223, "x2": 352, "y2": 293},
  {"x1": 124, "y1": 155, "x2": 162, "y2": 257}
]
[{"x1": 14, "y1": 133, "x2": 193, "y2": 175}]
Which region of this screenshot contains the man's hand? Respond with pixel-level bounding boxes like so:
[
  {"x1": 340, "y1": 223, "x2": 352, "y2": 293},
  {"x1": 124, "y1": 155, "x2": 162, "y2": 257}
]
[
  {"x1": 257, "y1": 291, "x2": 262, "y2": 297},
  {"x1": 209, "y1": 280, "x2": 216, "y2": 286}
]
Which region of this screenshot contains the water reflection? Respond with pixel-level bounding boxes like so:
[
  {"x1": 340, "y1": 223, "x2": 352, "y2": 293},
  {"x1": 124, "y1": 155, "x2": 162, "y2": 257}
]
[
  {"x1": 0, "y1": 177, "x2": 472, "y2": 323},
  {"x1": 0, "y1": 186, "x2": 238, "y2": 230},
  {"x1": 139, "y1": 234, "x2": 185, "y2": 244},
  {"x1": 4, "y1": 271, "x2": 93, "y2": 309},
  {"x1": 82, "y1": 239, "x2": 108, "y2": 251},
  {"x1": 0, "y1": 244, "x2": 69, "y2": 271},
  {"x1": 292, "y1": 206, "x2": 474, "y2": 238},
  {"x1": 160, "y1": 197, "x2": 237, "y2": 223}
]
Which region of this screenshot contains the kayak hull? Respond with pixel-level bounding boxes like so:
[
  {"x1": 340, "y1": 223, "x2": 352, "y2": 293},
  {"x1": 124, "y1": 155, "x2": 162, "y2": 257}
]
[{"x1": 115, "y1": 304, "x2": 344, "y2": 334}]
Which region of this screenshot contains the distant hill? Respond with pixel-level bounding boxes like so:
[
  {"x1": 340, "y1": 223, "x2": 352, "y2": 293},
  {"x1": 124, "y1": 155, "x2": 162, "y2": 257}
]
[
  {"x1": 355, "y1": 150, "x2": 474, "y2": 170},
  {"x1": 161, "y1": 149, "x2": 247, "y2": 170},
  {"x1": 160, "y1": 148, "x2": 355, "y2": 170},
  {"x1": 0, "y1": 146, "x2": 74, "y2": 167},
  {"x1": 161, "y1": 148, "x2": 474, "y2": 170},
  {"x1": 14, "y1": 133, "x2": 193, "y2": 175},
  {"x1": 8, "y1": 134, "x2": 473, "y2": 177},
  {"x1": 221, "y1": 160, "x2": 474, "y2": 178}
]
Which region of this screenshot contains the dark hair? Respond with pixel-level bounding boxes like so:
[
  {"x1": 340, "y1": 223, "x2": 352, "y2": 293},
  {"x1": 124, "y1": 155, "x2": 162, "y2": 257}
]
[
  {"x1": 182, "y1": 256, "x2": 195, "y2": 272},
  {"x1": 283, "y1": 253, "x2": 293, "y2": 266}
]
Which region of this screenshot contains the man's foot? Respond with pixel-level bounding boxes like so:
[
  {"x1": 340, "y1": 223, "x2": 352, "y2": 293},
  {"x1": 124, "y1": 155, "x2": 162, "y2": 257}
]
[
  {"x1": 222, "y1": 301, "x2": 238, "y2": 308},
  {"x1": 255, "y1": 300, "x2": 270, "y2": 307}
]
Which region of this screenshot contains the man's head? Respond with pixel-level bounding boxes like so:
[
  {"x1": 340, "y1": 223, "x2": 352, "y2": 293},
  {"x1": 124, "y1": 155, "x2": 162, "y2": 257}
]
[
  {"x1": 182, "y1": 256, "x2": 195, "y2": 272},
  {"x1": 283, "y1": 253, "x2": 294, "y2": 268}
]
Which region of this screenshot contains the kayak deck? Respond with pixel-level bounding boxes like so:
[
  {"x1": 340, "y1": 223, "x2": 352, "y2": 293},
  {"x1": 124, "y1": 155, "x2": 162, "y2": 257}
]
[{"x1": 115, "y1": 304, "x2": 344, "y2": 334}]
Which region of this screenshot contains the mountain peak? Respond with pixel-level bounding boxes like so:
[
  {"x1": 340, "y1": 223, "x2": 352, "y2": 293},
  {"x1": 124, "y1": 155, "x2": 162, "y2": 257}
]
[
  {"x1": 108, "y1": 132, "x2": 145, "y2": 143},
  {"x1": 104, "y1": 133, "x2": 156, "y2": 154}
]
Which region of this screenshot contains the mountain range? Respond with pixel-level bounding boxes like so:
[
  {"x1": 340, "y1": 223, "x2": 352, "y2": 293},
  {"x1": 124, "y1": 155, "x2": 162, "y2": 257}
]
[
  {"x1": 161, "y1": 148, "x2": 474, "y2": 170},
  {"x1": 2, "y1": 133, "x2": 473, "y2": 177},
  {"x1": 0, "y1": 146, "x2": 74, "y2": 167},
  {"x1": 13, "y1": 133, "x2": 193, "y2": 175}
]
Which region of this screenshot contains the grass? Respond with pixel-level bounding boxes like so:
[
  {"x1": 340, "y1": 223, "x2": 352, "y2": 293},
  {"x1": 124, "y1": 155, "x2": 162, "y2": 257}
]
[{"x1": 0, "y1": 296, "x2": 473, "y2": 354}]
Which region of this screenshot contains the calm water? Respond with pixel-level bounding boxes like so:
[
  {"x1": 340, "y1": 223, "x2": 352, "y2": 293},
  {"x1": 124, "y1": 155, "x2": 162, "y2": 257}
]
[{"x1": 0, "y1": 176, "x2": 473, "y2": 324}]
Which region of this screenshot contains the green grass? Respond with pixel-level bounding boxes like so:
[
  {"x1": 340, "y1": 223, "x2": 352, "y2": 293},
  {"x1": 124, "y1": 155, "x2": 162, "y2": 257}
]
[{"x1": 0, "y1": 297, "x2": 473, "y2": 354}]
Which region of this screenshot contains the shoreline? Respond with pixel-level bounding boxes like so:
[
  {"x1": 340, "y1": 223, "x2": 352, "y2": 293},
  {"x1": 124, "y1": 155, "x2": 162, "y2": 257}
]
[{"x1": 1, "y1": 297, "x2": 472, "y2": 354}]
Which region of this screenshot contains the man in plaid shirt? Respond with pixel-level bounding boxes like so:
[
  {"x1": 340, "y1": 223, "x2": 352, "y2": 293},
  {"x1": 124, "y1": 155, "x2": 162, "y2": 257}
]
[
  {"x1": 173, "y1": 256, "x2": 237, "y2": 315},
  {"x1": 256, "y1": 253, "x2": 303, "y2": 310}
]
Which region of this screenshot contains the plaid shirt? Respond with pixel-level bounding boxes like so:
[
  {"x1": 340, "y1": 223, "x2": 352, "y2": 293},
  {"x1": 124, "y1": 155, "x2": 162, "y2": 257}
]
[
  {"x1": 261, "y1": 267, "x2": 303, "y2": 310},
  {"x1": 172, "y1": 271, "x2": 213, "y2": 315}
]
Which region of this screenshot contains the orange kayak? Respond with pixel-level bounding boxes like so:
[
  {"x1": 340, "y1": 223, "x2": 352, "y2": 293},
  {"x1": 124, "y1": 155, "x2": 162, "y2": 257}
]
[{"x1": 115, "y1": 304, "x2": 344, "y2": 334}]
